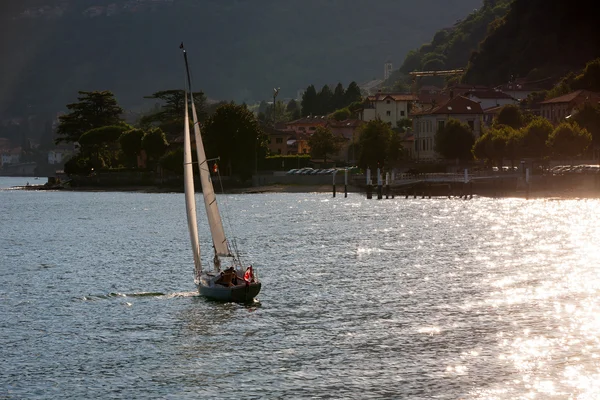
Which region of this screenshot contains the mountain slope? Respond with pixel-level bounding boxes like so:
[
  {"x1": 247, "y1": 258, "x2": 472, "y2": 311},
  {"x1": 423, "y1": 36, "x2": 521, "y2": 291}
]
[
  {"x1": 464, "y1": 0, "x2": 600, "y2": 85},
  {"x1": 0, "y1": 0, "x2": 482, "y2": 117}
]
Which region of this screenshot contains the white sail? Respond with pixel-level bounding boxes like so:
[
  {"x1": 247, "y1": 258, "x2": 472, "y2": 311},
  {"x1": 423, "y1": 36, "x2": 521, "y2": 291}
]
[
  {"x1": 182, "y1": 92, "x2": 202, "y2": 280},
  {"x1": 189, "y1": 95, "x2": 231, "y2": 258}
]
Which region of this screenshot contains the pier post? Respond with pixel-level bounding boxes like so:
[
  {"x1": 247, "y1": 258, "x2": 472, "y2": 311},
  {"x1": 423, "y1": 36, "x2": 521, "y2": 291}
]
[
  {"x1": 366, "y1": 168, "x2": 372, "y2": 199},
  {"x1": 344, "y1": 168, "x2": 348, "y2": 198},
  {"x1": 332, "y1": 170, "x2": 336, "y2": 197},
  {"x1": 385, "y1": 172, "x2": 390, "y2": 199},
  {"x1": 526, "y1": 168, "x2": 530, "y2": 200},
  {"x1": 377, "y1": 168, "x2": 383, "y2": 200}
]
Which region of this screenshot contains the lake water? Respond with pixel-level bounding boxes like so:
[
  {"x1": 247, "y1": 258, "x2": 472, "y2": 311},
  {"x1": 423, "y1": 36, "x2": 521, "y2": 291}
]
[{"x1": 2, "y1": 177, "x2": 600, "y2": 399}]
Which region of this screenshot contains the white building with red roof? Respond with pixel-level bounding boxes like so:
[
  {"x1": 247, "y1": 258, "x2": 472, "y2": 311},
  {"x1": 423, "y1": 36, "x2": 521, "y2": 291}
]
[
  {"x1": 359, "y1": 92, "x2": 418, "y2": 125},
  {"x1": 411, "y1": 96, "x2": 484, "y2": 161},
  {"x1": 464, "y1": 89, "x2": 519, "y2": 110}
]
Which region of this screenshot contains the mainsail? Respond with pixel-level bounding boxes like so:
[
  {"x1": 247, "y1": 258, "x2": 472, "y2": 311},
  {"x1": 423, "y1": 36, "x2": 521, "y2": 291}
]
[
  {"x1": 189, "y1": 92, "x2": 231, "y2": 258},
  {"x1": 182, "y1": 92, "x2": 202, "y2": 280}
]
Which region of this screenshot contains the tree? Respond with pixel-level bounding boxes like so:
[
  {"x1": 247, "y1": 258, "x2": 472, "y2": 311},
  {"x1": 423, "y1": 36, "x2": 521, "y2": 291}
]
[
  {"x1": 572, "y1": 58, "x2": 600, "y2": 92},
  {"x1": 518, "y1": 117, "x2": 553, "y2": 159},
  {"x1": 119, "y1": 128, "x2": 145, "y2": 167},
  {"x1": 286, "y1": 99, "x2": 301, "y2": 120},
  {"x1": 332, "y1": 108, "x2": 351, "y2": 121},
  {"x1": 494, "y1": 104, "x2": 524, "y2": 129},
  {"x1": 307, "y1": 126, "x2": 341, "y2": 165},
  {"x1": 344, "y1": 82, "x2": 362, "y2": 105},
  {"x1": 203, "y1": 103, "x2": 265, "y2": 180},
  {"x1": 434, "y1": 119, "x2": 475, "y2": 161},
  {"x1": 386, "y1": 130, "x2": 404, "y2": 167},
  {"x1": 56, "y1": 91, "x2": 124, "y2": 144},
  {"x1": 332, "y1": 83, "x2": 346, "y2": 110},
  {"x1": 140, "y1": 90, "x2": 206, "y2": 138},
  {"x1": 77, "y1": 124, "x2": 131, "y2": 169},
  {"x1": 316, "y1": 85, "x2": 333, "y2": 115},
  {"x1": 571, "y1": 102, "x2": 600, "y2": 145},
  {"x1": 141, "y1": 127, "x2": 169, "y2": 162},
  {"x1": 301, "y1": 85, "x2": 318, "y2": 116},
  {"x1": 357, "y1": 119, "x2": 393, "y2": 170},
  {"x1": 396, "y1": 118, "x2": 412, "y2": 132},
  {"x1": 400, "y1": 50, "x2": 422, "y2": 74},
  {"x1": 547, "y1": 122, "x2": 592, "y2": 160},
  {"x1": 472, "y1": 125, "x2": 517, "y2": 166}
]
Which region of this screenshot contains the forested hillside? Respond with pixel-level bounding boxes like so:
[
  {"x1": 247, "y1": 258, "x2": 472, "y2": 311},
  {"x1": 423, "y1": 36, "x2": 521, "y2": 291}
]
[
  {"x1": 383, "y1": 0, "x2": 512, "y2": 90},
  {"x1": 0, "y1": 0, "x2": 481, "y2": 118},
  {"x1": 464, "y1": 0, "x2": 600, "y2": 85}
]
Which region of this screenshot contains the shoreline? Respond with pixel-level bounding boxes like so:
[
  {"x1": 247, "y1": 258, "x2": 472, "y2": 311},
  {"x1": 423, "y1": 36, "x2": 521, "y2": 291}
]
[{"x1": 10, "y1": 183, "x2": 600, "y2": 199}]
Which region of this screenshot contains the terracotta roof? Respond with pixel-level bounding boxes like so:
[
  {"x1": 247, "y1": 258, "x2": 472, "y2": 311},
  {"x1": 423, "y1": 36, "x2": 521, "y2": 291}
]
[
  {"x1": 287, "y1": 116, "x2": 329, "y2": 124},
  {"x1": 327, "y1": 119, "x2": 364, "y2": 128},
  {"x1": 483, "y1": 105, "x2": 504, "y2": 114},
  {"x1": 417, "y1": 93, "x2": 451, "y2": 105},
  {"x1": 366, "y1": 93, "x2": 417, "y2": 102},
  {"x1": 465, "y1": 89, "x2": 515, "y2": 100},
  {"x1": 412, "y1": 96, "x2": 484, "y2": 116},
  {"x1": 540, "y1": 90, "x2": 600, "y2": 104}
]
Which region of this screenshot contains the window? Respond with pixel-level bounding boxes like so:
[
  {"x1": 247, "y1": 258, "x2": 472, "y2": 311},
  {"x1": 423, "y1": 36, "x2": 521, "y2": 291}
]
[
  {"x1": 277, "y1": 149, "x2": 281, "y2": 154},
  {"x1": 276, "y1": 137, "x2": 283, "y2": 144},
  {"x1": 467, "y1": 120, "x2": 474, "y2": 131},
  {"x1": 386, "y1": 111, "x2": 391, "y2": 116},
  {"x1": 438, "y1": 121, "x2": 445, "y2": 131},
  {"x1": 386, "y1": 100, "x2": 391, "y2": 104},
  {"x1": 400, "y1": 111, "x2": 405, "y2": 117},
  {"x1": 309, "y1": 127, "x2": 316, "y2": 131}
]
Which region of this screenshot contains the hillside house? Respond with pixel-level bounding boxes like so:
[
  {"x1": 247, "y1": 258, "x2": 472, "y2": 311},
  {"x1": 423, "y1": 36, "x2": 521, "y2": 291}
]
[
  {"x1": 464, "y1": 89, "x2": 519, "y2": 110},
  {"x1": 359, "y1": 92, "x2": 417, "y2": 125},
  {"x1": 411, "y1": 96, "x2": 484, "y2": 161},
  {"x1": 539, "y1": 90, "x2": 600, "y2": 124}
]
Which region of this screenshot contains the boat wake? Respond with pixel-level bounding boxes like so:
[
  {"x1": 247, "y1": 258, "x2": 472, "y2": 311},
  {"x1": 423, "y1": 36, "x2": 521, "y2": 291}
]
[{"x1": 80, "y1": 291, "x2": 199, "y2": 301}]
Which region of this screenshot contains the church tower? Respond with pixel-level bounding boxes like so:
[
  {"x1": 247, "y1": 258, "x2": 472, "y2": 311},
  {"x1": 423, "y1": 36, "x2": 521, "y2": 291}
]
[{"x1": 384, "y1": 60, "x2": 393, "y2": 80}]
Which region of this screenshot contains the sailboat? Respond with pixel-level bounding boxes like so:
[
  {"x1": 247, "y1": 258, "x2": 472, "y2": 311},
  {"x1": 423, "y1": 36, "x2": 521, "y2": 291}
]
[{"x1": 180, "y1": 43, "x2": 261, "y2": 302}]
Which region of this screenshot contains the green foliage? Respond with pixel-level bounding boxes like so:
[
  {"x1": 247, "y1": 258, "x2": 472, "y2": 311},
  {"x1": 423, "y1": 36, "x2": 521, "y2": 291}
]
[
  {"x1": 56, "y1": 91, "x2": 124, "y2": 144},
  {"x1": 386, "y1": 130, "x2": 404, "y2": 168},
  {"x1": 493, "y1": 104, "x2": 525, "y2": 129},
  {"x1": 119, "y1": 128, "x2": 145, "y2": 166},
  {"x1": 64, "y1": 154, "x2": 93, "y2": 175},
  {"x1": 396, "y1": 118, "x2": 412, "y2": 132},
  {"x1": 141, "y1": 127, "x2": 169, "y2": 161},
  {"x1": 140, "y1": 90, "x2": 206, "y2": 138},
  {"x1": 472, "y1": 125, "x2": 518, "y2": 165},
  {"x1": 203, "y1": 103, "x2": 265, "y2": 180},
  {"x1": 465, "y1": 0, "x2": 600, "y2": 86},
  {"x1": 434, "y1": 119, "x2": 475, "y2": 161},
  {"x1": 519, "y1": 117, "x2": 553, "y2": 159},
  {"x1": 572, "y1": 58, "x2": 600, "y2": 92},
  {"x1": 78, "y1": 125, "x2": 130, "y2": 147},
  {"x1": 159, "y1": 147, "x2": 184, "y2": 175},
  {"x1": 307, "y1": 126, "x2": 342, "y2": 165},
  {"x1": 357, "y1": 119, "x2": 394, "y2": 170},
  {"x1": 571, "y1": 102, "x2": 600, "y2": 145},
  {"x1": 286, "y1": 99, "x2": 301, "y2": 120},
  {"x1": 301, "y1": 82, "x2": 362, "y2": 117},
  {"x1": 332, "y1": 108, "x2": 351, "y2": 121},
  {"x1": 547, "y1": 123, "x2": 592, "y2": 160},
  {"x1": 301, "y1": 85, "x2": 318, "y2": 117}
]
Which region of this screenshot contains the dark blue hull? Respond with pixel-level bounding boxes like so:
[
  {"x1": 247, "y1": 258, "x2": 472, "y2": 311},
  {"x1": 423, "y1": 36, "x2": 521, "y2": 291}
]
[{"x1": 198, "y1": 281, "x2": 261, "y2": 302}]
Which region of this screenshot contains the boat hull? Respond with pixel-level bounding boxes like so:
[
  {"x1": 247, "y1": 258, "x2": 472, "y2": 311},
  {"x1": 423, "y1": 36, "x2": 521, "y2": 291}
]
[{"x1": 197, "y1": 282, "x2": 261, "y2": 303}]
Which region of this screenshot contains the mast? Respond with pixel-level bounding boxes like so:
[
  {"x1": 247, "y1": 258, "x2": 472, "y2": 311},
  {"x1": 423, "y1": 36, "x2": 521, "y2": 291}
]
[
  {"x1": 180, "y1": 43, "x2": 232, "y2": 267},
  {"x1": 182, "y1": 90, "x2": 202, "y2": 281}
]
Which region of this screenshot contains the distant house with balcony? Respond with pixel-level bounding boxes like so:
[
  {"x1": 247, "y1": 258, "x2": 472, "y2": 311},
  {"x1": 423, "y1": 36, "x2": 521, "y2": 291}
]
[
  {"x1": 1, "y1": 147, "x2": 21, "y2": 166},
  {"x1": 411, "y1": 96, "x2": 484, "y2": 161},
  {"x1": 359, "y1": 92, "x2": 417, "y2": 125},
  {"x1": 539, "y1": 90, "x2": 600, "y2": 125}
]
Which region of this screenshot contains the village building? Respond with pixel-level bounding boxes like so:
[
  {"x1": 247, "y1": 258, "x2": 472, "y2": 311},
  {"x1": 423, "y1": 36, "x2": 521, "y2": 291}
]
[
  {"x1": 539, "y1": 90, "x2": 600, "y2": 125},
  {"x1": 359, "y1": 92, "x2": 417, "y2": 125},
  {"x1": 463, "y1": 89, "x2": 519, "y2": 110},
  {"x1": 411, "y1": 96, "x2": 484, "y2": 161}
]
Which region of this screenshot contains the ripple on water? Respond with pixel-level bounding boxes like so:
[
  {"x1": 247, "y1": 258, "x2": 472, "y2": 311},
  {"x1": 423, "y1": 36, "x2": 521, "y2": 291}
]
[{"x1": 1, "y1": 189, "x2": 600, "y2": 398}]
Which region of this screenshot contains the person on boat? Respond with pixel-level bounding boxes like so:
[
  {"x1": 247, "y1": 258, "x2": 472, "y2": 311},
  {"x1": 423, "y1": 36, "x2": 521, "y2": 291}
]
[{"x1": 216, "y1": 266, "x2": 237, "y2": 287}]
